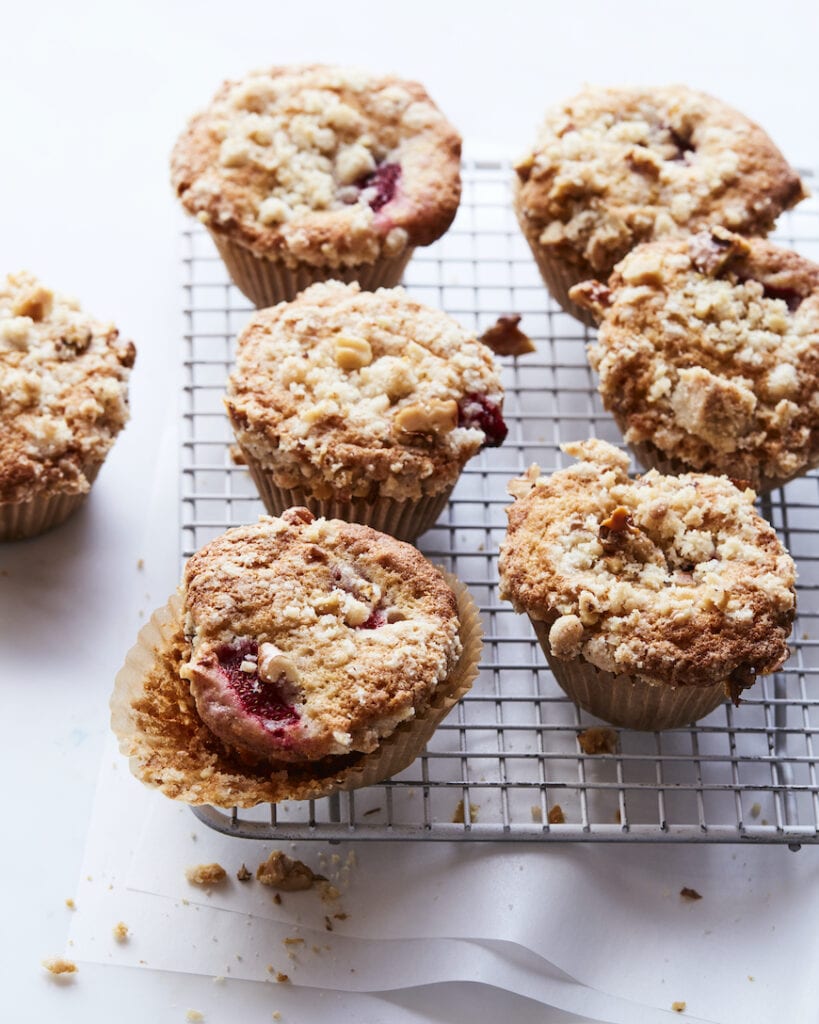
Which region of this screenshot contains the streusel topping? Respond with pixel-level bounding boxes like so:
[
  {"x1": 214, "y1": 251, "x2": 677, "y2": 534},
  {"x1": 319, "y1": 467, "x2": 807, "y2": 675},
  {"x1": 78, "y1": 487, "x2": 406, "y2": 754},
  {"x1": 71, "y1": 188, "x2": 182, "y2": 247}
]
[
  {"x1": 573, "y1": 229, "x2": 819, "y2": 488},
  {"x1": 226, "y1": 282, "x2": 506, "y2": 501},
  {"x1": 0, "y1": 271, "x2": 135, "y2": 504},
  {"x1": 180, "y1": 509, "x2": 462, "y2": 762},
  {"x1": 171, "y1": 65, "x2": 461, "y2": 267},
  {"x1": 498, "y1": 440, "x2": 795, "y2": 691},
  {"x1": 514, "y1": 86, "x2": 805, "y2": 275}
]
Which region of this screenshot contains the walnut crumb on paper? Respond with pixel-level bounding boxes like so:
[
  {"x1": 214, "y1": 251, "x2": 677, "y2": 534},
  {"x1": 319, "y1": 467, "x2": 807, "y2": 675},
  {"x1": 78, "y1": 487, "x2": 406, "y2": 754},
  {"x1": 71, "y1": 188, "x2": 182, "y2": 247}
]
[
  {"x1": 236, "y1": 863, "x2": 252, "y2": 881},
  {"x1": 257, "y1": 851, "x2": 321, "y2": 891},
  {"x1": 186, "y1": 1011, "x2": 205, "y2": 1022},
  {"x1": 42, "y1": 957, "x2": 78, "y2": 976},
  {"x1": 452, "y1": 799, "x2": 479, "y2": 823},
  {"x1": 276, "y1": 972, "x2": 290, "y2": 984},
  {"x1": 64, "y1": 898, "x2": 76, "y2": 910},
  {"x1": 273, "y1": 1014, "x2": 282, "y2": 1021},
  {"x1": 577, "y1": 727, "x2": 618, "y2": 755},
  {"x1": 185, "y1": 863, "x2": 227, "y2": 886},
  {"x1": 479, "y1": 314, "x2": 536, "y2": 356},
  {"x1": 548, "y1": 804, "x2": 566, "y2": 824},
  {"x1": 680, "y1": 887, "x2": 702, "y2": 901},
  {"x1": 113, "y1": 922, "x2": 129, "y2": 943},
  {"x1": 672, "y1": 1002, "x2": 686, "y2": 1013}
]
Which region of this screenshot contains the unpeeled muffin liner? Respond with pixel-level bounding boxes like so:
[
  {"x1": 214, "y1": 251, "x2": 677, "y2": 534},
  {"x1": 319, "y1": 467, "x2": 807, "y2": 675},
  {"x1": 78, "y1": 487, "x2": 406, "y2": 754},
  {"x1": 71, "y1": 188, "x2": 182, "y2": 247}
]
[
  {"x1": 529, "y1": 618, "x2": 728, "y2": 731},
  {"x1": 110, "y1": 572, "x2": 482, "y2": 808},
  {"x1": 0, "y1": 462, "x2": 102, "y2": 542},
  {"x1": 241, "y1": 450, "x2": 454, "y2": 544},
  {"x1": 211, "y1": 233, "x2": 415, "y2": 309}
]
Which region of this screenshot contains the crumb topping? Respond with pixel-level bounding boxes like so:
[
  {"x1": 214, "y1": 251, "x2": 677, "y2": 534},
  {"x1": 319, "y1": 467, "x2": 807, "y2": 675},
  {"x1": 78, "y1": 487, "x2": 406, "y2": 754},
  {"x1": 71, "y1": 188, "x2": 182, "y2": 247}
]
[
  {"x1": 576, "y1": 230, "x2": 819, "y2": 488},
  {"x1": 180, "y1": 509, "x2": 462, "y2": 761},
  {"x1": 498, "y1": 440, "x2": 795, "y2": 690},
  {"x1": 171, "y1": 65, "x2": 461, "y2": 267},
  {"x1": 514, "y1": 86, "x2": 805, "y2": 276},
  {"x1": 0, "y1": 272, "x2": 135, "y2": 504},
  {"x1": 226, "y1": 282, "x2": 505, "y2": 501}
]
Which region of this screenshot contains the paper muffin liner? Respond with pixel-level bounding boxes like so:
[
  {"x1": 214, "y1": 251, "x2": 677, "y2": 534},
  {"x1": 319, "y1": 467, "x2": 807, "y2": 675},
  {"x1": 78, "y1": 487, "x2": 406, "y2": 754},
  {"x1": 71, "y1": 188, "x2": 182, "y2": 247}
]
[
  {"x1": 0, "y1": 463, "x2": 102, "y2": 542},
  {"x1": 110, "y1": 572, "x2": 482, "y2": 808},
  {"x1": 530, "y1": 618, "x2": 726, "y2": 731},
  {"x1": 514, "y1": 216, "x2": 597, "y2": 328},
  {"x1": 210, "y1": 232, "x2": 415, "y2": 309},
  {"x1": 242, "y1": 451, "x2": 454, "y2": 543}
]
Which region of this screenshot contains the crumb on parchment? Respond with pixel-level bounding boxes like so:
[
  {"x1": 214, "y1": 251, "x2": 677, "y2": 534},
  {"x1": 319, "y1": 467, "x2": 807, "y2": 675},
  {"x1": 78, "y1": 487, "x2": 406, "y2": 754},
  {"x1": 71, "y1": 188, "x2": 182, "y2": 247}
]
[
  {"x1": 680, "y1": 887, "x2": 702, "y2": 901},
  {"x1": 113, "y1": 922, "x2": 129, "y2": 943},
  {"x1": 42, "y1": 957, "x2": 78, "y2": 976},
  {"x1": 672, "y1": 1001, "x2": 687, "y2": 1013},
  {"x1": 185, "y1": 863, "x2": 227, "y2": 886},
  {"x1": 186, "y1": 1011, "x2": 205, "y2": 1022},
  {"x1": 257, "y1": 851, "x2": 322, "y2": 891},
  {"x1": 64, "y1": 898, "x2": 76, "y2": 910}
]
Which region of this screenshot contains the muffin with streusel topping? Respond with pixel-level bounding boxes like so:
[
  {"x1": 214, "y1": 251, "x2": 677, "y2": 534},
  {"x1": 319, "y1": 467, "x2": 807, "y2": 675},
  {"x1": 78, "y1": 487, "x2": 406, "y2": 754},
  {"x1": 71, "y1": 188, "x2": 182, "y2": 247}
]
[
  {"x1": 171, "y1": 64, "x2": 461, "y2": 307},
  {"x1": 572, "y1": 228, "x2": 819, "y2": 491},
  {"x1": 514, "y1": 86, "x2": 806, "y2": 324},
  {"x1": 498, "y1": 440, "x2": 795, "y2": 730},
  {"x1": 225, "y1": 281, "x2": 507, "y2": 541},
  {"x1": 0, "y1": 271, "x2": 135, "y2": 540},
  {"x1": 111, "y1": 508, "x2": 481, "y2": 805}
]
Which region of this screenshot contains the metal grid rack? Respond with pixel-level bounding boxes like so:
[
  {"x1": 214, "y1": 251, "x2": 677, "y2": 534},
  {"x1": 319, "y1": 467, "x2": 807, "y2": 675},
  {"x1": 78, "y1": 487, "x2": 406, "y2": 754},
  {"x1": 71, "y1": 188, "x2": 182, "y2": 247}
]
[{"x1": 181, "y1": 160, "x2": 819, "y2": 847}]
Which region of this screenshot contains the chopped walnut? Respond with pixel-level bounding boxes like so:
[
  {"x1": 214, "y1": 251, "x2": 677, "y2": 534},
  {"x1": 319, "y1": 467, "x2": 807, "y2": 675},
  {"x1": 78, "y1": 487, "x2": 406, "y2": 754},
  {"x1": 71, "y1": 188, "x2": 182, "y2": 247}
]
[
  {"x1": 394, "y1": 398, "x2": 458, "y2": 437},
  {"x1": 671, "y1": 1001, "x2": 687, "y2": 1013},
  {"x1": 185, "y1": 863, "x2": 227, "y2": 887},
  {"x1": 577, "y1": 727, "x2": 618, "y2": 755},
  {"x1": 479, "y1": 315, "x2": 536, "y2": 356},
  {"x1": 42, "y1": 957, "x2": 78, "y2": 975},
  {"x1": 547, "y1": 804, "x2": 566, "y2": 825},
  {"x1": 236, "y1": 864, "x2": 252, "y2": 881},
  {"x1": 257, "y1": 851, "x2": 321, "y2": 891}
]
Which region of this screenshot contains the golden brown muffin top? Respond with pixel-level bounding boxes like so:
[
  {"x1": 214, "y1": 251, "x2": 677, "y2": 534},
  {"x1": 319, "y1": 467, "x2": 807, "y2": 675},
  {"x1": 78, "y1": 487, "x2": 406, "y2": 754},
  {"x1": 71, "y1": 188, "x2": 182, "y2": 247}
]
[
  {"x1": 226, "y1": 281, "x2": 507, "y2": 502},
  {"x1": 0, "y1": 271, "x2": 135, "y2": 505},
  {"x1": 498, "y1": 440, "x2": 795, "y2": 692},
  {"x1": 514, "y1": 86, "x2": 805, "y2": 277},
  {"x1": 180, "y1": 509, "x2": 462, "y2": 762},
  {"x1": 573, "y1": 229, "x2": 819, "y2": 489},
  {"x1": 171, "y1": 64, "x2": 462, "y2": 268}
]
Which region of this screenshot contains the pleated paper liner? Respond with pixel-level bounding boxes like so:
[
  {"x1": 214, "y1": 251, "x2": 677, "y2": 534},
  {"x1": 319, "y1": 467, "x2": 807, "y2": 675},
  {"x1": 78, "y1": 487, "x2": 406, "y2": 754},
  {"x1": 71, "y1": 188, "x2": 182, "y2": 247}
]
[
  {"x1": 529, "y1": 618, "x2": 726, "y2": 731},
  {"x1": 211, "y1": 232, "x2": 415, "y2": 309},
  {"x1": 242, "y1": 451, "x2": 454, "y2": 544},
  {"x1": 0, "y1": 462, "x2": 101, "y2": 542},
  {"x1": 111, "y1": 573, "x2": 482, "y2": 808}
]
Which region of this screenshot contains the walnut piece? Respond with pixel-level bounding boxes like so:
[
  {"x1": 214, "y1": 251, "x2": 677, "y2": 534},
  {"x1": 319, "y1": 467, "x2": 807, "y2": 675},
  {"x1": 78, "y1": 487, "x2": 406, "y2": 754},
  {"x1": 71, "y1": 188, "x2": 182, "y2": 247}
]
[
  {"x1": 257, "y1": 851, "x2": 321, "y2": 891},
  {"x1": 548, "y1": 804, "x2": 566, "y2": 824},
  {"x1": 479, "y1": 315, "x2": 535, "y2": 356},
  {"x1": 394, "y1": 398, "x2": 458, "y2": 436},
  {"x1": 335, "y1": 334, "x2": 373, "y2": 371}
]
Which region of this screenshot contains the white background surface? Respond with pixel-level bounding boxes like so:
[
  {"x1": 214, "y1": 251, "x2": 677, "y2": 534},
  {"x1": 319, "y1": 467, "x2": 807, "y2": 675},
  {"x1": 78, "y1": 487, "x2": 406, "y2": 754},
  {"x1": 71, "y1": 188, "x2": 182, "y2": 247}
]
[{"x1": 2, "y1": 1, "x2": 818, "y2": 1021}]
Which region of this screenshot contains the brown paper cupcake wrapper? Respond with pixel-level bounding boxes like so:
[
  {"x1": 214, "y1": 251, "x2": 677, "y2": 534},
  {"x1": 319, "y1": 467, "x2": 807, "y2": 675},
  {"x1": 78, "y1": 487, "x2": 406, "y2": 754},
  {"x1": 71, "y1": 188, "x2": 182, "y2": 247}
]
[
  {"x1": 530, "y1": 618, "x2": 725, "y2": 730},
  {"x1": 0, "y1": 463, "x2": 101, "y2": 542},
  {"x1": 515, "y1": 216, "x2": 597, "y2": 328},
  {"x1": 242, "y1": 451, "x2": 454, "y2": 543},
  {"x1": 111, "y1": 573, "x2": 482, "y2": 807},
  {"x1": 210, "y1": 232, "x2": 415, "y2": 309}
]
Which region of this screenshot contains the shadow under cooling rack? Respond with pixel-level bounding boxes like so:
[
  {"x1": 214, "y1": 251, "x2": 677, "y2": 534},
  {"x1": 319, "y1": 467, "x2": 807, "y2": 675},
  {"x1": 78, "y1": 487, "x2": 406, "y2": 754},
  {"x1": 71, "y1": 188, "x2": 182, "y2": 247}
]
[{"x1": 182, "y1": 161, "x2": 819, "y2": 848}]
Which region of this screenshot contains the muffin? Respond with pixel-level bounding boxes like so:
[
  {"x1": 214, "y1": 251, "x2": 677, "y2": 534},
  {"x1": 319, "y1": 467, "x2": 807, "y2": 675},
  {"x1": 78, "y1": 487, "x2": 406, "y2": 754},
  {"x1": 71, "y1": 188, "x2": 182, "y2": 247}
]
[
  {"x1": 171, "y1": 64, "x2": 461, "y2": 307},
  {"x1": 0, "y1": 272, "x2": 135, "y2": 541},
  {"x1": 225, "y1": 281, "x2": 507, "y2": 541},
  {"x1": 111, "y1": 508, "x2": 482, "y2": 806},
  {"x1": 498, "y1": 440, "x2": 796, "y2": 730},
  {"x1": 572, "y1": 228, "x2": 819, "y2": 491},
  {"x1": 514, "y1": 86, "x2": 806, "y2": 325}
]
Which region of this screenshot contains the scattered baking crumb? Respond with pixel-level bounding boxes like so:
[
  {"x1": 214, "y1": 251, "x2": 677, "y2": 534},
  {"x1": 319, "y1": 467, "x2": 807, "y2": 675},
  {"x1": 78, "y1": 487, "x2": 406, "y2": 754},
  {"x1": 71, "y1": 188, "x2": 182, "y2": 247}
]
[
  {"x1": 257, "y1": 851, "x2": 321, "y2": 891},
  {"x1": 761, "y1": 819, "x2": 769, "y2": 826},
  {"x1": 452, "y1": 799, "x2": 479, "y2": 823},
  {"x1": 283, "y1": 937, "x2": 304, "y2": 947},
  {"x1": 186, "y1": 1011, "x2": 204, "y2": 1022},
  {"x1": 577, "y1": 726, "x2": 618, "y2": 755},
  {"x1": 671, "y1": 1001, "x2": 686, "y2": 1013},
  {"x1": 548, "y1": 804, "x2": 566, "y2": 824},
  {"x1": 276, "y1": 972, "x2": 290, "y2": 984},
  {"x1": 325, "y1": 915, "x2": 333, "y2": 932},
  {"x1": 531, "y1": 805, "x2": 543, "y2": 823},
  {"x1": 112, "y1": 922, "x2": 129, "y2": 943},
  {"x1": 42, "y1": 957, "x2": 78, "y2": 976},
  {"x1": 479, "y1": 314, "x2": 536, "y2": 356},
  {"x1": 680, "y1": 887, "x2": 702, "y2": 901},
  {"x1": 64, "y1": 898, "x2": 76, "y2": 910},
  {"x1": 363, "y1": 807, "x2": 382, "y2": 816},
  {"x1": 273, "y1": 1014, "x2": 282, "y2": 1021},
  {"x1": 748, "y1": 975, "x2": 755, "y2": 982},
  {"x1": 273, "y1": 893, "x2": 282, "y2": 905},
  {"x1": 213, "y1": 976, "x2": 225, "y2": 984},
  {"x1": 236, "y1": 864, "x2": 252, "y2": 881},
  {"x1": 136, "y1": 558, "x2": 144, "y2": 571},
  {"x1": 318, "y1": 881, "x2": 340, "y2": 903},
  {"x1": 334, "y1": 912, "x2": 348, "y2": 921},
  {"x1": 185, "y1": 863, "x2": 227, "y2": 887},
  {"x1": 750, "y1": 802, "x2": 762, "y2": 819}
]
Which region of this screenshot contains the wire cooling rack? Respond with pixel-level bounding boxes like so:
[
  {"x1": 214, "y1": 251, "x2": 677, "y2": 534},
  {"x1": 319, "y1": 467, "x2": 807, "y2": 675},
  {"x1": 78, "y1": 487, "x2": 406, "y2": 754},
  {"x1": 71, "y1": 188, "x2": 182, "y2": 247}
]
[{"x1": 181, "y1": 160, "x2": 819, "y2": 847}]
